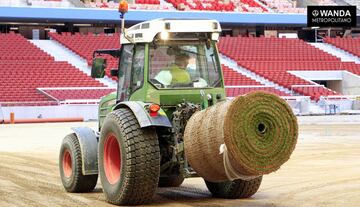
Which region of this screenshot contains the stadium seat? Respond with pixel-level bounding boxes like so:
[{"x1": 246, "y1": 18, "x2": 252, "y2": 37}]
[
  {"x1": 324, "y1": 37, "x2": 360, "y2": 59},
  {"x1": 222, "y1": 65, "x2": 262, "y2": 86}
]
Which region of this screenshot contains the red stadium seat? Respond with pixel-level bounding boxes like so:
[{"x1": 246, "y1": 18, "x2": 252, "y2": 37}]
[{"x1": 324, "y1": 37, "x2": 360, "y2": 59}]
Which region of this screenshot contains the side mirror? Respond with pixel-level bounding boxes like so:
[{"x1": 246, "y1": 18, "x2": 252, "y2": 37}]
[{"x1": 91, "y1": 58, "x2": 107, "y2": 78}]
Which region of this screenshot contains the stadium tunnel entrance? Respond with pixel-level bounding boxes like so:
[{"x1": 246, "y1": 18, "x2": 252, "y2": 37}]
[{"x1": 290, "y1": 70, "x2": 360, "y2": 95}]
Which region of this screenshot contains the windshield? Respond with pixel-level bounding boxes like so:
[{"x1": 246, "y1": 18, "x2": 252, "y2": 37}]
[{"x1": 149, "y1": 41, "x2": 222, "y2": 89}]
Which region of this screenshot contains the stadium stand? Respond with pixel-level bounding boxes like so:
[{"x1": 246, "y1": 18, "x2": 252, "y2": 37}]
[
  {"x1": 165, "y1": 0, "x2": 232, "y2": 11},
  {"x1": 308, "y1": 0, "x2": 337, "y2": 5},
  {"x1": 324, "y1": 37, "x2": 360, "y2": 59},
  {"x1": 48, "y1": 32, "x2": 360, "y2": 101},
  {"x1": 219, "y1": 36, "x2": 340, "y2": 61},
  {"x1": 218, "y1": 36, "x2": 349, "y2": 100},
  {"x1": 223, "y1": 65, "x2": 290, "y2": 96},
  {"x1": 128, "y1": 4, "x2": 169, "y2": 10},
  {"x1": 0, "y1": 0, "x2": 76, "y2": 7},
  {"x1": 29, "y1": 0, "x2": 75, "y2": 7},
  {"x1": 265, "y1": 0, "x2": 337, "y2": 12},
  {"x1": 86, "y1": 0, "x2": 169, "y2": 10},
  {"x1": 0, "y1": 0, "x2": 343, "y2": 13},
  {"x1": 0, "y1": 32, "x2": 107, "y2": 105},
  {"x1": 135, "y1": 0, "x2": 160, "y2": 4},
  {"x1": 50, "y1": 32, "x2": 360, "y2": 100},
  {"x1": 237, "y1": 61, "x2": 350, "y2": 100},
  {"x1": 259, "y1": 0, "x2": 305, "y2": 13},
  {"x1": 226, "y1": 86, "x2": 291, "y2": 97},
  {"x1": 342, "y1": 0, "x2": 360, "y2": 8},
  {"x1": 49, "y1": 32, "x2": 293, "y2": 97},
  {"x1": 82, "y1": 0, "x2": 268, "y2": 12},
  {"x1": 222, "y1": 65, "x2": 262, "y2": 86},
  {"x1": 79, "y1": 0, "x2": 342, "y2": 13},
  {"x1": 145, "y1": 0, "x2": 268, "y2": 12},
  {"x1": 48, "y1": 32, "x2": 120, "y2": 80},
  {"x1": 234, "y1": 0, "x2": 268, "y2": 12}
]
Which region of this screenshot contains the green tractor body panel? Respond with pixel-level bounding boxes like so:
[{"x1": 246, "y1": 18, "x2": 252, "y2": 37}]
[
  {"x1": 98, "y1": 92, "x2": 117, "y2": 129},
  {"x1": 99, "y1": 84, "x2": 226, "y2": 130}
]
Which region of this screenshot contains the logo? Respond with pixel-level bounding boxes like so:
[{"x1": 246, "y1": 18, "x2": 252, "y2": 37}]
[
  {"x1": 312, "y1": 10, "x2": 319, "y2": 17},
  {"x1": 307, "y1": 6, "x2": 357, "y2": 27}
]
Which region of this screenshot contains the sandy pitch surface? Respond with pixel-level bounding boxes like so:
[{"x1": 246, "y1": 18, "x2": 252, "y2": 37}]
[{"x1": 0, "y1": 122, "x2": 360, "y2": 207}]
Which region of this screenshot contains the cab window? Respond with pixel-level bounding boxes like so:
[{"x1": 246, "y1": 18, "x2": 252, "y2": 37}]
[{"x1": 149, "y1": 41, "x2": 221, "y2": 89}]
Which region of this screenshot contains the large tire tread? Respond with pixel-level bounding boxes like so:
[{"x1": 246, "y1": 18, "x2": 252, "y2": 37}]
[
  {"x1": 100, "y1": 108, "x2": 160, "y2": 205},
  {"x1": 59, "y1": 134, "x2": 98, "y2": 193}
]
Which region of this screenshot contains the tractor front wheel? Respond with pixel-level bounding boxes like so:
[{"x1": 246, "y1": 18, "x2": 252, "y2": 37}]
[
  {"x1": 59, "y1": 134, "x2": 98, "y2": 192},
  {"x1": 99, "y1": 108, "x2": 160, "y2": 205},
  {"x1": 205, "y1": 176, "x2": 262, "y2": 199}
]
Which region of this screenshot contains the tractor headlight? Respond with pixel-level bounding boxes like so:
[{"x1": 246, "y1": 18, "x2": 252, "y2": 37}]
[
  {"x1": 160, "y1": 31, "x2": 169, "y2": 40},
  {"x1": 211, "y1": 33, "x2": 220, "y2": 41}
]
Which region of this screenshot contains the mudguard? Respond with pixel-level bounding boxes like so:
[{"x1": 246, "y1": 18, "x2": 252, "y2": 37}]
[
  {"x1": 71, "y1": 127, "x2": 99, "y2": 175},
  {"x1": 114, "y1": 101, "x2": 172, "y2": 128}
]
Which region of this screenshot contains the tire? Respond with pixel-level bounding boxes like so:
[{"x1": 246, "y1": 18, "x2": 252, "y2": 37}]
[
  {"x1": 158, "y1": 175, "x2": 185, "y2": 187},
  {"x1": 99, "y1": 108, "x2": 160, "y2": 205},
  {"x1": 59, "y1": 133, "x2": 98, "y2": 192},
  {"x1": 205, "y1": 176, "x2": 262, "y2": 199}
]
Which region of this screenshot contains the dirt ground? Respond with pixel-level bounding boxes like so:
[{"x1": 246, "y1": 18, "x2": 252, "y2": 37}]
[{"x1": 0, "y1": 121, "x2": 360, "y2": 207}]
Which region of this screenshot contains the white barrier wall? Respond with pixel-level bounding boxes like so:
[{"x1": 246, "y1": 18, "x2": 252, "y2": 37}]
[
  {"x1": 0, "y1": 104, "x2": 99, "y2": 121},
  {"x1": 1, "y1": 98, "x2": 359, "y2": 122},
  {"x1": 342, "y1": 71, "x2": 360, "y2": 95}
]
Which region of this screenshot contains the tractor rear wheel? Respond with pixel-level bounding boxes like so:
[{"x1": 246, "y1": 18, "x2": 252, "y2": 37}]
[
  {"x1": 158, "y1": 175, "x2": 184, "y2": 187},
  {"x1": 59, "y1": 134, "x2": 98, "y2": 192},
  {"x1": 99, "y1": 108, "x2": 160, "y2": 205},
  {"x1": 205, "y1": 176, "x2": 262, "y2": 199}
]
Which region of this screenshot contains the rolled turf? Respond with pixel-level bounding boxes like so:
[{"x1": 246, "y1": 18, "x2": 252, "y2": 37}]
[{"x1": 184, "y1": 91, "x2": 298, "y2": 182}]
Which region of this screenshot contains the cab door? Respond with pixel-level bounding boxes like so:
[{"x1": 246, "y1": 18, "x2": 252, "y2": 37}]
[{"x1": 117, "y1": 44, "x2": 145, "y2": 102}]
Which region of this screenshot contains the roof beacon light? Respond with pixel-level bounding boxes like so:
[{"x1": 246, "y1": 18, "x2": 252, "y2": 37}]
[{"x1": 118, "y1": 0, "x2": 128, "y2": 16}]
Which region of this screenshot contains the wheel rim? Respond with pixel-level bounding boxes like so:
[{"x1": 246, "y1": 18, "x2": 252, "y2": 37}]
[
  {"x1": 62, "y1": 150, "x2": 72, "y2": 178},
  {"x1": 104, "y1": 133, "x2": 121, "y2": 185}
]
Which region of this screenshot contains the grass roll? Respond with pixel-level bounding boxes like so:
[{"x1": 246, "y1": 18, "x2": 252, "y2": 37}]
[{"x1": 184, "y1": 91, "x2": 298, "y2": 182}]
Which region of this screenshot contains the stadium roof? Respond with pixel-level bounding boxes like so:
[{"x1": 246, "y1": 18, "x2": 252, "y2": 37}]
[{"x1": 0, "y1": 7, "x2": 308, "y2": 26}]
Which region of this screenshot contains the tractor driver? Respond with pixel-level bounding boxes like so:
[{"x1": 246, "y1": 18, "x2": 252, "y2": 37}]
[{"x1": 154, "y1": 53, "x2": 192, "y2": 87}]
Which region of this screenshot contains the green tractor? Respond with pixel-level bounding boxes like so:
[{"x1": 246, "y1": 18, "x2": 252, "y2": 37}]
[
  {"x1": 59, "y1": 19, "x2": 232, "y2": 205},
  {"x1": 59, "y1": 16, "x2": 268, "y2": 205}
]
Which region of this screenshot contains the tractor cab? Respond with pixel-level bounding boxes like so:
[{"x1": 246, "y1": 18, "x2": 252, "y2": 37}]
[{"x1": 92, "y1": 19, "x2": 226, "y2": 127}]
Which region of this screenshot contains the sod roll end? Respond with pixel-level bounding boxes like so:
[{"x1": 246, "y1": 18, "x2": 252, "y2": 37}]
[{"x1": 184, "y1": 91, "x2": 298, "y2": 182}]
